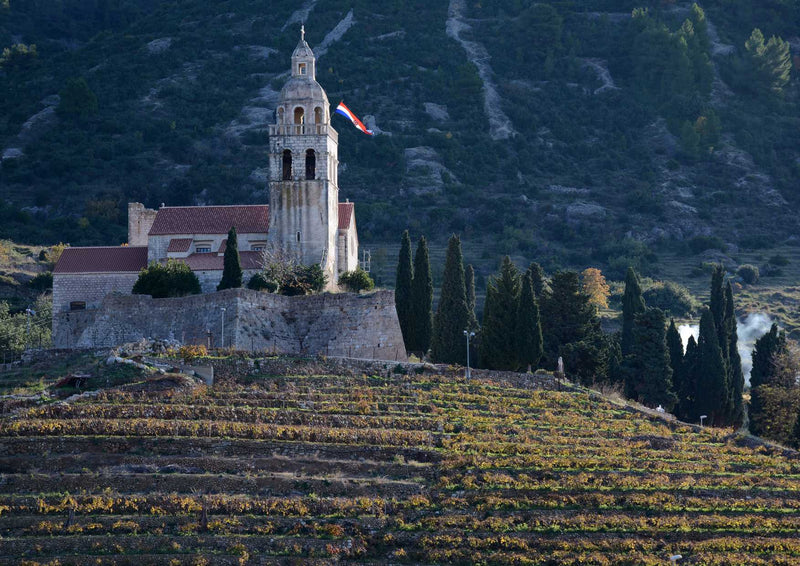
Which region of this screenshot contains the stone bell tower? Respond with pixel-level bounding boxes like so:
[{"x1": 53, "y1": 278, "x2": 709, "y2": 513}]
[{"x1": 268, "y1": 26, "x2": 339, "y2": 284}]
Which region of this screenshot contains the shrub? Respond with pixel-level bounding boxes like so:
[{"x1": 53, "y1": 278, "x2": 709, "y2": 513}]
[
  {"x1": 28, "y1": 271, "x2": 53, "y2": 291},
  {"x1": 688, "y1": 235, "x2": 725, "y2": 255},
  {"x1": 642, "y1": 281, "x2": 698, "y2": 317},
  {"x1": 339, "y1": 268, "x2": 375, "y2": 293},
  {"x1": 737, "y1": 264, "x2": 760, "y2": 284},
  {"x1": 247, "y1": 272, "x2": 278, "y2": 292},
  {"x1": 770, "y1": 254, "x2": 790, "y2": 266},
  {"x1": 178, "y1": 344, "x2": 208, "y2": 362},
  {"x1": 132, "y1": 260, "x2": 201, "y2": 298},
  {"x1": 279, "y1": 264, "x2": 327, "y2": 296}
]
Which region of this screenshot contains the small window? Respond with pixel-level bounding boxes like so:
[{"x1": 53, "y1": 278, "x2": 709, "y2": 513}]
[
  {"x1": 282, "y1": 149, "x2": 292, "y2": 180},
  {"x1": 196, "y1": 247, "x2": 211, "y2": 253},
  {"x1": 305, "y1": 149, "x2": 316, "y2": 180},
  {"x1": 251, "y1": 245, "x2": 264, "y2": 252},
  {"x1": 296, "y1": 231, "x2": 301, "y2": 243},
  {"x1": 70, "y1": 301, "x2": 86, "y2": 311},
  {"x1": 298, "y1": 63, "x2": 307, "y2": 75}
]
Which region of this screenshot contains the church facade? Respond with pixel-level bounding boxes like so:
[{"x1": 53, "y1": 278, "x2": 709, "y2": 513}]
[{"x1": 53, "y1": 32, "x2": 359, "y2": 315}]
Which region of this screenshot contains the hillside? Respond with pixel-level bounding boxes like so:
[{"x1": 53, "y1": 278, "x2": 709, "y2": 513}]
[
  {"x1": 1, "y1": 352, "x2": 800, "y2": 564},
  {"x1": 2, "y1": 0, "x2": 800, "y2": 281}
]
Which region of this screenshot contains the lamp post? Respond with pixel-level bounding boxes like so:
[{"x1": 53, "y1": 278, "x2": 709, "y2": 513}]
[
  {"x1": 463, "y1": 330, "x2": 475, "y2": 379},
  {"x1": 220, "y1": 307, "x2": 226, "y2": 349},
  {"x1": 700, "y1": 414, "x2": 707, "y2": 428}
]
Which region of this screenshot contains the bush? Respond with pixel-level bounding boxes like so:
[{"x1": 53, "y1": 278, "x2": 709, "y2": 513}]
[
  {"x1": 688, "y1": 235, "x2": 725, "y2": 255},
  {"x1": 737, "y1": 264, "x2": 760, "y2": 284},
  {"x1": 132, "y1": 260, "x2": 201, "y2": 298},
  {"x1": 279, "y1": 264, "x2": 327, "y2": 296},
  {"x1": 770, "y1": 254, "x2": 790, "y2": 266},
  {"x1": 642, "y1": 281, "x2": 698, "y2": 317},
  {"x1": 28, "y1": 271, "x2": 53, "y2": 291},
  {"x1": 339, "y1": 268, "x2": 375, "y2": 293},
  {"x1": 247, "y1": 272, "x2": 278, "y2": 292},
  {"x1": 178, "y1": 344, "x2": 207, "y2": 362}
]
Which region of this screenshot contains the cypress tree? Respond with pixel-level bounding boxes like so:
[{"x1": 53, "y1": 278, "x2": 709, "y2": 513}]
[
  {"x1": 395, "y1": 230, "x2": 413, "y2": 351},
  {"x1": 527, "y1": 262, "x2": 547, "y2": 299},
  {"x1": 479, "y1": 256, "x2": 520, "y2": 370},
  {"x1": 709, "y1": 264, "x2": 726, "y2": 349},
  {"x1": 694, "y1": 309, "x2": 729, "y2": 426},
  {"x1": 749, "y1": 323, "x2": 786, "y2": 436},
  {"x1": 431, "y1": 235, "x2": 469, "y2": 364},
  {"x1": 791, "y1": 406, "x2": 800, "y2": 450},
  {"x1": 516, "y1": 269, "x2": 543, "y2": 372},
  {"x1": 465, "y1": 264, "x2": 478, "y2": 331},
  {"x1": 666, "y1": 319, "x2": 686, "y2": 416},
  {"x1": 626, "y1": 308, "x2": 677, "y2": 410},
  {"x1": 621, "y1": 267, "x2": 646, "y2": 357},
  {"x1": 725, "y1": 282, "x2": 744, "y2": 426},
  {"x1": 217, "y1": 226, "x2": 243, "y2": 290},
  {"x1": 410, "y1": 236, "x2": 433, "y2": 354},
  {"x1": 540, "y1": 270, "x2": 600, "y2": 367},
  {"x1": 683, "y1": 335, "x2": 699, "y2": 421}
]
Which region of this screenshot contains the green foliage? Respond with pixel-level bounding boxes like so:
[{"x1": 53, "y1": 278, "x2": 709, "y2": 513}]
[
  {"x1": 750, "y1": 323, "x2": 786, "y2": 390},
  {"x1": 688, "y1": 235, "x2": 726, "y2": 255},
  {"x1": 246, "y1": 272, "x2": 277, "y2": 292},
  {"x1": 642, "y1": 281, "x2": 697, "y2": 317},
  {"x1": 465, "y1": 264, "x2": 478, "y2": 331},
  {"x1": 281, "y1": 264, "x2": 327, "y2": 296},
  {"x1": 131, "y1": 260, "x2": 200, "y2": 298},
  {"x1": 0, "y1": 295, "x2": 52, "y2": 356},
  {"x1": 527, "y1": 262, "x2": 547, "y2": 299},
  {"x1": 217, "y1": 226, "x2": 242, "y2": 291},
  {"x1": 27, "y1": 271, "x2": 53, "y2": 291},
  {"x1": 725, "y1": 283, "x2": 744, "y2": 427},
  {"x1": 57, "y1": 78, "x2": 98, "y2": 118},
  {"x1": 431, "y1": 235, "x2": 469, "y2": 365},
  {"x1": 743, "y1": 28, "x2": 792, "y2": 96},
  {"x1": 621, "y1": 267, "x2": 646, "y2": 357},
  {"x1": 667, "y1": 319, "x2": 689, "y2": 419},
  {"x1": 410, "y1": 236, "x2": 432, "y2": 353},
  {"x1": 338, "y1": 267, "x2": 375, "y2": 293},
  {"x1": 623, "y1": 308, "x2": 677, "y2": 411},
  {"x1": 395, "y1": 230, "x2": 413, "y2": 350},
  {"x1": 692, "y1": 309, "x2": 729, "y2": 426},
  {"x1": 480, "y1": 256, "x2": 520, "y2": 371},
  {"x1": 0, "y1": 43, "x2": 37, "y2": 71},
  {"x1": 750, "y1": 385, "x2": 800, "y2": 446},
  {"x1": 737, "y1": 264, "x2": 760, "y2": 284},
  {"x1": 516, "y1": 268, "x2": 543, "y2": 372}
]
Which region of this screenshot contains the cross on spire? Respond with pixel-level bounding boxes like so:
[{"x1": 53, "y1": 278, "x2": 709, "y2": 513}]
[{"x1": 301, "y1": 24, "x2": 305, "y2": 42}]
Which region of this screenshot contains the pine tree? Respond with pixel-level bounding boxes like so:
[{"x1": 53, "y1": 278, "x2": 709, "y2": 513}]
[
  {"x1": 479, "y1": 256, "x2": 520, "y2": 370},
  {"x1": 465, "y1": 264, "x2": 478, "y2": 331},
  {"x1": 395, "y1": 231, "x2": 413, "y2": 351},
  {"x1": 625, "y1": 308, "x2": 677, "y2": 410},
  {"x1": 431, "y1": 235, "x2": 469, "y2": 364},
  {"x1": 725, "y1": 282, "x2": 744, "y2": 427},
  {"x1": 516, "y1": 267, "x2": 543, "y2": 372},
  {"x1": 217, "y1": 227, "x2": 243, "y2": 291},
  {"x1": 666, "y1": 318, "x2": 687, "y2": 417},
  {"x1": 527, "y1": 262, "x2": 547, "y2": 299},
  {"x1": 410, "y1": 236, "x2": 433, "y2": 354},
  {"x1": 540, "y1": 270, "x2": 600, "y2": 367},
  {"x1": 694, "y1": 309, "x2": 729, "y2": 426},
  {"x1": 621, "y1": 267, "x2": 646, "y2": 357}
]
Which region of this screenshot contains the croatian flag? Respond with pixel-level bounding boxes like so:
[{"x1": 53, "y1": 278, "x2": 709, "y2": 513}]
[{"x1": 335, "y1": 101, "x2": 374, "y2": 136}]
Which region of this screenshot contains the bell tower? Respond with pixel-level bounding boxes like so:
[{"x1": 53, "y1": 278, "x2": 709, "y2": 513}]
[{"x1": 268, "y1": 26, "x2": 339, "y2": 284}]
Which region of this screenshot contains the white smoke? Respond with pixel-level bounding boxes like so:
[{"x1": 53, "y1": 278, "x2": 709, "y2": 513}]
[{"x1": 678, "y1": 313, "x2": 775, "y2": 386}]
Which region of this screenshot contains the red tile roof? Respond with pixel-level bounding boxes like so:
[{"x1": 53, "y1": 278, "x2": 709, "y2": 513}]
[
  {"x1": 167, "y1": 238, "x2": 192, "y2": 253},
  {"x1": 217, "y1": 239, "x2": 227, "y2": 254},
  {"x1": 53, "y1": 247, "x2": 148, "y2": 274},
  {"x1": 176, "y1": 251, "x2": 262, "y2": 271},
  {"x1": 338, "y1": 202, "x2": 354, "y2": 230},
  {"x1": 149, "y1": 205, "x2": 270, "y2": 236}
]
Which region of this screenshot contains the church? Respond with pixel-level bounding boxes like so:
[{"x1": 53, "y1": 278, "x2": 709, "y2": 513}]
[{"x1": 53, "y1": 31, "x2": 359, "y2": 314}]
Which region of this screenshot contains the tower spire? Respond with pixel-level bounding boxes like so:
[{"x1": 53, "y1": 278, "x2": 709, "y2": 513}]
[{"x1": 301, "y1": 23, "x2": 305, "y2": 42}]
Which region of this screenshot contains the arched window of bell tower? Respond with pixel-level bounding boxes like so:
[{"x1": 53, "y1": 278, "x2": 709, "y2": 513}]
[
  {"x1": 282, "y1": 149, "x2": 292, "y2": 181},
  {"x1": 277, "y1": 107, "x2": 285, "y2": 124},
  {"x1": 294, "y1": 107, "x2": 305, "y2": 124},
  {"x1": 314, "y1": 107, "x2": 323, "y2": 124},
  {"x1": 306, "y1": 149, "x2": 316, "y2": 180}
]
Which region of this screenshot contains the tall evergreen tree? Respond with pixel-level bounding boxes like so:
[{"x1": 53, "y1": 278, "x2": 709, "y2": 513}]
[
  {"x1": 682, "y1": 335, "x2": 699, "y2": 420},
  {"x1": 666, "y1": 319, "x2": 687, "y2": 416},
  {"x1": 410, "y1": 236, "x2": 433, "y2": 354},
  {"x1": 431, "y1": 235, "x2": 469, "y2": 364},
  {"x1": 625, "y1": 308, "x2": 677, "y2": 410},
  {"x1": 621, "y1": 267, "x2": 646, "y2": 357},
  {"x1": 541, "y1": 270, "x2": 600, "y2": 367},
  {"x1": 749, "y1": 323, "x2": 787, "y2": 436},
  {"x1": 465, "y1": 264, "x2": 478, "y2": 331},
  {"x1": 516, "y1": 267, "x2": 543, "y2": 372},
  {"x1": 480, "y1": 257, "x2": 520, "y2": 370},
  {"x1": 709, "y1": 264, "x2": 727, "y2": 351},
  {"x1": 395, "y1": 230, "x2": 413, "y2": 351},
  {"x1": 217, "y1": 226, "x2": 242, "y2": 291},
  {"x1": 694, "y1": 309, "x2": 729, "y2": 426},
  {"x1": 791, "y1": 405, "x2": 800, "y2": 450},
  {"x1": 725, "y1": 282, "x2": 744, "y2": 427},
  {"x1": 527, "y1": 262, "x2": 547, "y2": 299}
]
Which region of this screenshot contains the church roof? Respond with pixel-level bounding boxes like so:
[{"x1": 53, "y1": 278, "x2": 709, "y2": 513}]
[
  {"x1": 149, "y1": 205, "x2": 270, "y2": 236},
  {"x1": 166, "y1": 238, "x2": 192, "y2": 253},
  {"x1": 338, "y1": 202, "x2": 354, "y2": 230},
  {"x1": 176, "y1": 251, "x2": 262, "y2": 271},
  {"x1": 53, "y1": 246, "x2": 148, "y2": 274}
]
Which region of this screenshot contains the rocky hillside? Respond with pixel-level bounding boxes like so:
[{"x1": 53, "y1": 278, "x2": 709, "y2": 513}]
[{"x1": 1, "y1": 0, "x2": 799, "y2": 279}]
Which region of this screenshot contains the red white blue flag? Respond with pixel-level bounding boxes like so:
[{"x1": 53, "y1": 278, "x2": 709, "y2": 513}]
[{"x1": 335, "y1": 101, "x2": 374, "y2": 136}]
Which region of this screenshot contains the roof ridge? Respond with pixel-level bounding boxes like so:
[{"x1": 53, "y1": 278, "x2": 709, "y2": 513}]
[
  {"x1": 161, "y1": 204, "x2": 269, "y2": 209},
  {"x1": 63, "y1": 246, "x2": 148, "y2": 250}
]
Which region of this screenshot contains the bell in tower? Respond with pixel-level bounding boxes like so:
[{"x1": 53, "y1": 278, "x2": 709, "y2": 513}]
[{"x1": 268, "y1": 26, "x2": 340, "y2": 286}]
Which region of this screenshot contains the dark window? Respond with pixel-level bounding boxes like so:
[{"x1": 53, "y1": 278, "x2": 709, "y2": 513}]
[
  {"x1": 296, "y1": 231, "x2": 301, "y2": 243},
  {"x1": 70, "y1": 301, "x2": 86, "y2": 311},
  {"x1": 196, "y1": 247, "x2": 211, "y2": 253},
  {"x1": 282, "y1": 149, "x2": 292, "y2": 180},
  {"x1": 294, "y1": 107, "x2": 305, "y2": 124},
  {"x1": 306, "y1": 149, "x2": 316, "y2": 180}
]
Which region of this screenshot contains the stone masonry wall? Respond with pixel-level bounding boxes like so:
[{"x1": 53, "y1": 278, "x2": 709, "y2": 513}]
[
  {"x1": 53, "y1": 273, "x2": 140, "y2": 313},
  {"x1": 53, "y1": 288, "x2": 406, "y2": 361}
]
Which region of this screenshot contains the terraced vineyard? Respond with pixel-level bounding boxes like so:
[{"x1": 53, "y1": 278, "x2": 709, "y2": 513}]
[{"x1": 1, "y1": 365, "x2": 800, "y2": 565}]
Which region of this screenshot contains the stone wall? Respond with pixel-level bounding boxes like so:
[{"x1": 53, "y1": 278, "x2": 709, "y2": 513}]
[
  {"x1": 53, "y1": 288, "x2": 406, "y2": 361},
  {"x1": 53, "y1": 273, "x2": 140, "y2": 313},
  {"x1": 128, "y1": 203, "x2": 157, "y2": 246}
]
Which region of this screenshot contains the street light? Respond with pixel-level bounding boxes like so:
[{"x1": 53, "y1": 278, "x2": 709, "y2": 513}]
[
  {"x1": 220, "y1": 307, "x2": 226, "y2": 349},
  {"x1": 463, "y1": 330, "x2": 475, "y2": 379},
  {"x1": 700, "y1": 414, "x2": 707, "y2": 428}
]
